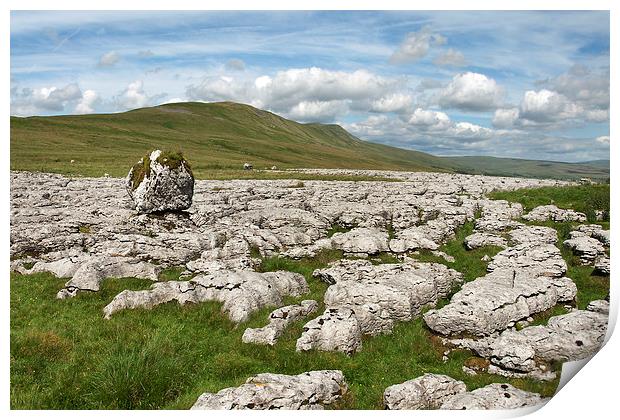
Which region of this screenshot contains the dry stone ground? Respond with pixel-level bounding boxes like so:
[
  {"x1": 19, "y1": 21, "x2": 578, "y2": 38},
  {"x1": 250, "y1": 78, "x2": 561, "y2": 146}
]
[{"x1": 10, "y1": 169, "x2": 608, "y2": 410}]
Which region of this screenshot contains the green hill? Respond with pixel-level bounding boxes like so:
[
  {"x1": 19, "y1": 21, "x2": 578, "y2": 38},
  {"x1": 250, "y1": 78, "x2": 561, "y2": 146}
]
[{"x1": 10, "y1": 101, "x2": 609, "y2": 181}]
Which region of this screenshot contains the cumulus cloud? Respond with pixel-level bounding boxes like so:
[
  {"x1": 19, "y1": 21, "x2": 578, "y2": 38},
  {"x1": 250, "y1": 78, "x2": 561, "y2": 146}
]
[
  {"x1": 390, "y1": 26, "x2": 446, "y2": 64},
  {"x1": 596, "y1": 135, "x2": 609, "y2": 144},
  {"x1": 519, "y1": 89, "x2": 581, "y2": 123},
  {"x1": 438, "y1": 72, "x2": 503, "y2": 111},
  {"x1": 433, "y1": 48, "x2": 466, "y2": 67},
  {"x1": 74, "y1": 89, "x2": 99, "y2": 114},
  {"x1": 492, "y1": 107, "x2": 520, "y2": 128},
  {"x1": 408, "y1": 108, "x2": 451, "y2": 131},
  {"x1": 225, "y1": 58, "x2": 246, "y2": 71},
  {"x1": 186, "y1": 67, "x2": 402, "y2": 122},
  {"x1": 370, "y1": 93, "x2": 413, "y2": 113},
  {"x1": 114, "y1": 80, "x2": 164, "y2": 110},
  {"x1": 98, "y1": 51, "x2": 120, "y2": 67},
  {"x1": 10, "y1": 83, "x2": 84, "y2": 115},
  {"x1": 287, "y1": 100, "x2": 349, "y2": 122}
]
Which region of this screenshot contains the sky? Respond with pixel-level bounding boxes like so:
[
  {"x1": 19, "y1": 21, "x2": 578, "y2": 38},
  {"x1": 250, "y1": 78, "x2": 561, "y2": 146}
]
[{"x1": 10, "y1": 10, "x2": 610, "y2": 162}]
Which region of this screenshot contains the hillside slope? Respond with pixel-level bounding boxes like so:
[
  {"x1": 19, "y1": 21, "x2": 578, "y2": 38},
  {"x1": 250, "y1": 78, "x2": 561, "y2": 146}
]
[{"x1": 10, "y1": 101, "x2": 609, "y2": 180}]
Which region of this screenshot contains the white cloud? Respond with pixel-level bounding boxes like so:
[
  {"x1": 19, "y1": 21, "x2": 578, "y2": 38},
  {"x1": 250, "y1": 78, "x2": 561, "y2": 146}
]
[
  {"x1": 408, "y1": 108, "x2": 451, "y2": 131},
  {"x1": 596, "y1": 135, "x2": 609, "y2": 144},
  {"x1": 74, "y1": 89, "x2": 98, "y2": 114},
  {"x1": 186, "y1": 67, "x2": 401, "y2": 121},
  {"x1": 370, "y1": 93, "x2": 412, "y2": 113},
  {"x1": 10, "y1": 83, "x2": 83, "y2": 115},
  {"x1": 438, "y1": 72, "x2": 503, "y2": 111},
  {"x1": 287, "y1": 100, "x2": 349, "y2": 122},
  {"x1": 492, "y1": 107, "x2": 520, "y2": 128},
  {"x1": 98, "y1": 51, "x2": 120, "y2": 67},
  {"x1": 519, "y1": 89, "x2": 582, "y2": 123},
  {"x1": 114, "y1": 80, "x2": 160, "y2": 110},
  {"x1": 446, "y1": 122, "x2": 494, "y2": 140},
  {"x1": 433, "y1": 48, "x2": 466, "y2": 67},
  {"x1": 390, "y1": 26, "x2": 446, "y2": 64}
]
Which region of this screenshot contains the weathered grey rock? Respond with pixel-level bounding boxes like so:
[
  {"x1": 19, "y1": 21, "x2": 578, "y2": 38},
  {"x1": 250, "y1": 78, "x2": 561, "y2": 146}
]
[
  {"x1": 508, "y1": 225, "x2": 557, "y2": 246},
  {"x1": 242, "y1": 300, "x2": 318, "y2": 345},
  {"x1": 488, "y1": 243, "x2": 567, "y2": 278},
  {"x1": 563, "y1": 232, "x2": 606, "y2": 264},
  {"x1": 464, "y1": 232, "x2": 507, "y2": 250},
  {"x1": 296, "y1": 308, "x2": 362, "y2": 354},
  {"x1": 450, "y1": 306, "x2": 607, "y2": 380},
  {"x1": 330, "y1": 227, "x2": 389, "y2": 255},
  {"x1": 191, "y1": 370, "x2": 347, "y2": 409},
  {"x1": 523, "y1": 205, "x2": 586, "y2": 223},
  {"x1": 594, "y1": 256, "x2": 610, "y2": 275},
  {"x1": 103, "y1": 270, "x2": 308, "y2": 323},
  {"x1": 56, "y1": 256, "x2": 161, "y2": 298},
  {"x1": 440, "y1": 383, "x2": 548, "y2": 410},
  {"x1": 485, "y1": 310, "x2": 607, "y2": 373},
  {"x1": 423, "y1": 268, "x2": 576, "y2": 337},
  {"x1": 384, "y1": 374, "x2": 467, "y2": 409},
  {"x1": 299, "y1": 259, "x2": 463, "y2": 353},
  {"x1": 126, "y1": 150, "x2": 194, "y2": 213},
  {"x1": 576, "y1": 224, "x2": 610, "y2": 246},
  {"x1": 587, "y1": 299, "x2": 609, "y2": 314}
]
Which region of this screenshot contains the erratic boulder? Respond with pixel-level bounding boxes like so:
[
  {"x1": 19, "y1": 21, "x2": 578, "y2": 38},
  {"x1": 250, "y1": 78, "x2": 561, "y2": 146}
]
[{"x1": 126, "y1": 150, "x2": 194, "y2": 213}]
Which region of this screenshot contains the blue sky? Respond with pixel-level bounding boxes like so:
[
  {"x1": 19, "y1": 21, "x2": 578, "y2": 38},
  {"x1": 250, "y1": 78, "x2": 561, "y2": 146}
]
[{"x1": 10, "y1": 10, "x2": 610, "y2": 161}]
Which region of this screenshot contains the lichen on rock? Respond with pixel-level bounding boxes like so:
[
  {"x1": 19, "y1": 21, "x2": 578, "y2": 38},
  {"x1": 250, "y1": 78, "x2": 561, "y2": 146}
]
[{"x1": 126, "y1": 149, "x2": 194, "y2": 213}]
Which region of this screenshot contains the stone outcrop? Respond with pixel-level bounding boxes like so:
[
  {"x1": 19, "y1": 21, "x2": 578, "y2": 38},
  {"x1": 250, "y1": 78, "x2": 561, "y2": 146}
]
[
  {"x1": 242, "y1": 300, "x2": 318, "y2": 345},
  {"x1": 423, "y1": 268, "x2": 576, "y2": 337},
  {"x1": 523, "y1": 205, "x2": 586, "y2": 223},
  {"x1": 126, "y1": 150, "x2": 194, "y2": 213},
  {"x1": 563, "y1": 231, "x2": 606, "y2": 265},
  {"x1": 191, "y1": 370, "x2": 348, "y2": 410},
  {"x1": 297, "y1": 259, "x2": 462, "y2": 353},
  {"x1": 384, "y1": 374, "x2": 467, "y2": 409},
  {"x1": 449, "y1": 302, "x2": 608, "y2": 380},
  {"x1": 330, "y1": 227, "x2": 389, "y2": 255},
  {"x1": 384, "y1": 374, "x2": 547, "y2": 410},
  {"x1": 56, "y1": 256, "x2": 161, "y2": 298},
  {"x1": 439, "y1": 383, "x2": 548, "y2": 410},
  {"x1": 103, "y1": 270, "x2": 308, "y2": 323}
]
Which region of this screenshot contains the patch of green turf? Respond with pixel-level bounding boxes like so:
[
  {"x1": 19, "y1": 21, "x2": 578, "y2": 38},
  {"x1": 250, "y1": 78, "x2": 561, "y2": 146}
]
[
  {"x1": 158, "y1": 266, "x2": 186, "y2": 282},
  {"x1": 413, "y1": 220, "x2": 503, "y2": 282},
  {"x1": 11, "y1": 249, "x2": 559, "y2": 409},
  {"x1": 489, "y1": 184, "x2": 610, "y2": 224},
  {"x1": 326, "y1": 224, "x2": 352, "y2": 238}
]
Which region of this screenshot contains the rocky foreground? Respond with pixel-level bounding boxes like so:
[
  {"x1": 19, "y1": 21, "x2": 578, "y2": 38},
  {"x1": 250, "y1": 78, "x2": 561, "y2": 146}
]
[{"x1": 10, "y1": 169, "x2": 610, "y2": 410}]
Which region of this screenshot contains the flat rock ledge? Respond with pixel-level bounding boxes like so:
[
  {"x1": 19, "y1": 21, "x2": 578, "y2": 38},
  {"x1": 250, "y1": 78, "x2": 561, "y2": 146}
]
[
  {"x1": 523, "y1": 205, "x2": 586, "y2": 223},
  {"x1": 384, "y1": 374, "x2": 467, "y2": 409},
  {"x1": 191, "y1": 370, "x2": 348, "y2": 410},
  {"x1": 384, "y1": 374, "x2": 547, "y2": 410},
  {"x1": 449, "y1": 302, "x2": 608, "y2": 380},
  {"x1": 563, "y1": 225, "x2": 609, "y2": 265},
  {"x1": 54, "y1": 256, "x2": 161, "y2": 299},
  {"x1": 103, "y1": 270, "x2": 308, "y2": 323},
  {"x1": 424, "y1": 224, "x2": 576, "y2": 337},
  {"x1": 296, "y1": 259, "x2": 463, "y2": 354},
  {"x1": 242, "y1": 300, "x2": 319, "y2": 345}
]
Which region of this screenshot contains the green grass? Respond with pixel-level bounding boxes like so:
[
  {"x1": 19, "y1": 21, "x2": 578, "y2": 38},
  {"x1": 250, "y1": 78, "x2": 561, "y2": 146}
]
[
  {"x1": 489, "y1": 184, "x2": 610, "y2": 224},
  {"x1": 10, "y1": 101, "x2": 608, "y2": 181},
  {"x1": 413, "y1": 220, "x2": 504, "y2": 283},
  {"x1": 11, "y1": 248, "x2": 560, "y2": 409},
  {"x1": 489, "y1": 184, "x2": 610, "y2": 309}
]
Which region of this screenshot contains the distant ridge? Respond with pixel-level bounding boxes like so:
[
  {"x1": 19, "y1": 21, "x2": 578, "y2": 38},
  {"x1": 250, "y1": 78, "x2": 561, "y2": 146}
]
[{"x1": 10, "y1": 101, "x2": 610, "y2": 181}]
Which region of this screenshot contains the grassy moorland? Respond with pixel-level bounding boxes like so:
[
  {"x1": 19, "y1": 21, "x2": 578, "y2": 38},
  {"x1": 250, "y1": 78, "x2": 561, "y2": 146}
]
[
  {"x1": 10, "y1": 101, "x2": 609, "y2": 181},
  {"x1": 11, "y1": 239, "x2": 560, "y2": 410},
  {"x1": 10, "y1": 185, "x2": 609, "y2": 409}
]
